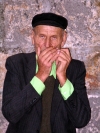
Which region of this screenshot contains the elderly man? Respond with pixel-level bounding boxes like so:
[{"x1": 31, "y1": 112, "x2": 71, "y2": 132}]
[{"x1": 2, "y1": 13, "x2": 91, "y2": 133}]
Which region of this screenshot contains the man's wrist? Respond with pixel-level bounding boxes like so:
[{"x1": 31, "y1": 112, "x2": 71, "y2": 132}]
[
  {"x1": 36, "y1": 71, "x2": 48, "y2": 82},
  {"x1": 57, "y1": 75, "x2": 67, "y2": 87}
]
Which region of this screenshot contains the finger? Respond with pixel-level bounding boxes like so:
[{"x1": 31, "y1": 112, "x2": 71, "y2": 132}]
[
  {"x1": 57, "y1": 54, "x2": 71, "y2": 65},
  {"x1": 61, "y1": 48, "x2": 71, "y2": 57},
  {"x1": 44, "y1": 50, "x2": 59, "y2": 67},
  {"x1": 59, "y1": 51, "x2": 70, "y2": 61},
  {"x1": 48, "y1": 51, "x2": 59, "y2": 64},
  {"x1": 57, "y1": 56, "x2": 67, "y2": 63},
  {"x1": 41, "y1": 48, "x2": 58, "y2": 62},
  {"x1": 55, "y1": 59, "x2": 60, "y2": 68},
  {"x1": 38, "y1": 48, "x2": 58, "y2": 67},
  {"x1": 40, "y1": 47, "x2": 54, "y2": 57}
]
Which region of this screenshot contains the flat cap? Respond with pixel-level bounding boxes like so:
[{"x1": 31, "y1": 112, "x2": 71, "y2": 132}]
[{"x1": 32, "y1": 12, "x2": 68, "y2": 29}]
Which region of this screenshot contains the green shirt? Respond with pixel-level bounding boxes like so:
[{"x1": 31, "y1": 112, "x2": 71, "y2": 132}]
[{"x1": 30, "y1": 61, "x2": 74, "y2": 100}]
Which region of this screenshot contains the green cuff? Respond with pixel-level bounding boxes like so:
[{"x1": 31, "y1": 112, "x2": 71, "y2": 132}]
[
  {"x1": 30, "y1": 76, "x2": 45, "y2": 95},
  {"x1": 59, "y1": 79, "x2": 74, "y2": 100}
]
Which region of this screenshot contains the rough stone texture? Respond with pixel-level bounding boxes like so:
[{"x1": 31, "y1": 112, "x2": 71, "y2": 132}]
[
  {"x1": 0, "y1": 53, "x2": 9, "y2": 90},
  {"x1": 0, "y1": 0, "x2": 100, "y2": 133},
  {"x1": 0, "y1": 3, "x2": 4, "y2": 47},
  {"x1": 0, "y1": 93, "x2": 8, "y2": 133},
  {"x1": 77, "y1": 90, "x2": 100, "y2": 133}
]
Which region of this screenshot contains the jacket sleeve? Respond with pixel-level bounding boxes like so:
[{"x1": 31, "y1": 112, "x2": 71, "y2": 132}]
[
  {"x1": 65, "y1": 61, "x2": 91, "y2": 128},
  {"x1": 2, "y1": 57, "x2": 40, "y2": 124}
]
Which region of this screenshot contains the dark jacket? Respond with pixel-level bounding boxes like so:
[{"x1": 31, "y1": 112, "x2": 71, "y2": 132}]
[{"x1": 2, "y1": 52, "x2": 91, "y2": 133}]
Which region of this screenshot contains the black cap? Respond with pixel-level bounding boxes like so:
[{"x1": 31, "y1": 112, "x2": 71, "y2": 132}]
[{"x1": 32, "y1": 12, "x2": 68, "y2": 29}]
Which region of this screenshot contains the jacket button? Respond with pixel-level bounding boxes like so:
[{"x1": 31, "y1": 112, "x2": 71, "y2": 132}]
[{"x1": 32, "y1": 98, "x2": 37, "y2": 103}]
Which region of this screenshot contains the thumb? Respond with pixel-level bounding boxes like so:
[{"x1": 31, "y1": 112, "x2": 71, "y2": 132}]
[{"x1": 56, "y1": 58, "x2": 60, "y2": 69}]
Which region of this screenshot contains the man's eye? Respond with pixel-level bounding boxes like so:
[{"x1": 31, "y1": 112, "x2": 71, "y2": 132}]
[
  {"x1": 52, "y1": 36, "x2": 57, "y2": 39},
  {"x1": 40, "y1": 35, "x2": 45, "y2": 38}
]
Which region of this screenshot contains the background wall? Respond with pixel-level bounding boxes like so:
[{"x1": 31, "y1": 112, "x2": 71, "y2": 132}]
[{"x1": 0, "y1": 0, "x2": 100, "y2": 133}]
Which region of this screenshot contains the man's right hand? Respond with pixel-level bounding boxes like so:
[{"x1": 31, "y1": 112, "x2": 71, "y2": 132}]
[{"x1": 36, "y1": 47, "x2": 58, "y2": 82}]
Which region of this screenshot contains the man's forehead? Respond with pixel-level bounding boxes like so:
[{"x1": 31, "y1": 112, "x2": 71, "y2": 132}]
[{"x1": 34, "y1": 25, "x2": 64, "y2": 34}]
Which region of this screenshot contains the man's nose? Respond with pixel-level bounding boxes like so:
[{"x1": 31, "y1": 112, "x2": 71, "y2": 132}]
[{"x1": 45, "y1": 38, "x2": 51, "y2": 47}]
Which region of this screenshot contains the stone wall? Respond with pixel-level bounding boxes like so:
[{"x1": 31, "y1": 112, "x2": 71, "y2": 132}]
[{"x1": 0, "y1": 0, "x2": 100, "y2": 133}]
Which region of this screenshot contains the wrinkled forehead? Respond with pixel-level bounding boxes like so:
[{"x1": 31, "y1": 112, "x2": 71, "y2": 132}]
[{"x1": 33, "y1": 25, "x2": 65, "y2": 36}]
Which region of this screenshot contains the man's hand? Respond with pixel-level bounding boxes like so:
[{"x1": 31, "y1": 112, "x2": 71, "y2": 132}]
[
  {"x1": 36, "y1": 47, "x2": 58, "y2": 82},
  {"x1": 56, "y1": 48, "x2": 71, "y2": 86}
]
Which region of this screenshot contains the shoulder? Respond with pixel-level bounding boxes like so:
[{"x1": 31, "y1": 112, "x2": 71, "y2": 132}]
[
  {"x1": 6, "y1": 52, "x2": 36, "y2": 63},
  {"x1": 67, "y1": 59, "x2": 86, "y2": 75},
  {"x1": 5, "y1": 52, "x2": 36, "y2": 69},
  {"x1": 67, "y1": 59, "x2": 86, "y2": 82},
  {"x1": 70, "y1": 59, "x2": 85, "y2": 68}
]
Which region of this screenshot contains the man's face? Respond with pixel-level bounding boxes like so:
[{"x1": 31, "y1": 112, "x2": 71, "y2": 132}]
[{"x1": 32, "y1": 25, "x2": 67, "y2": 54}]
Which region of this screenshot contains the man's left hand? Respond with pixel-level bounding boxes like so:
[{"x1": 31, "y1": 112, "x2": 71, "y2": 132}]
[{"x1": 56, "y1": 48, "x2": 71, "y2": 86}]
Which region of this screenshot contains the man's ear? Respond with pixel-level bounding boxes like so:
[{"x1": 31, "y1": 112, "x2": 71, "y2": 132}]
[
  {"x1": 61, "y1": 31, "x2": 67, "y2": 47},
  {"x1": 31, "y1": 29, "x2": 35, "y2": 45}
]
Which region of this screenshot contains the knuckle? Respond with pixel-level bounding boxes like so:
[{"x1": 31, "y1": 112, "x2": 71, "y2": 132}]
[{"x1": 44, "y1": 62, "x2": 47, "y2": 65}]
